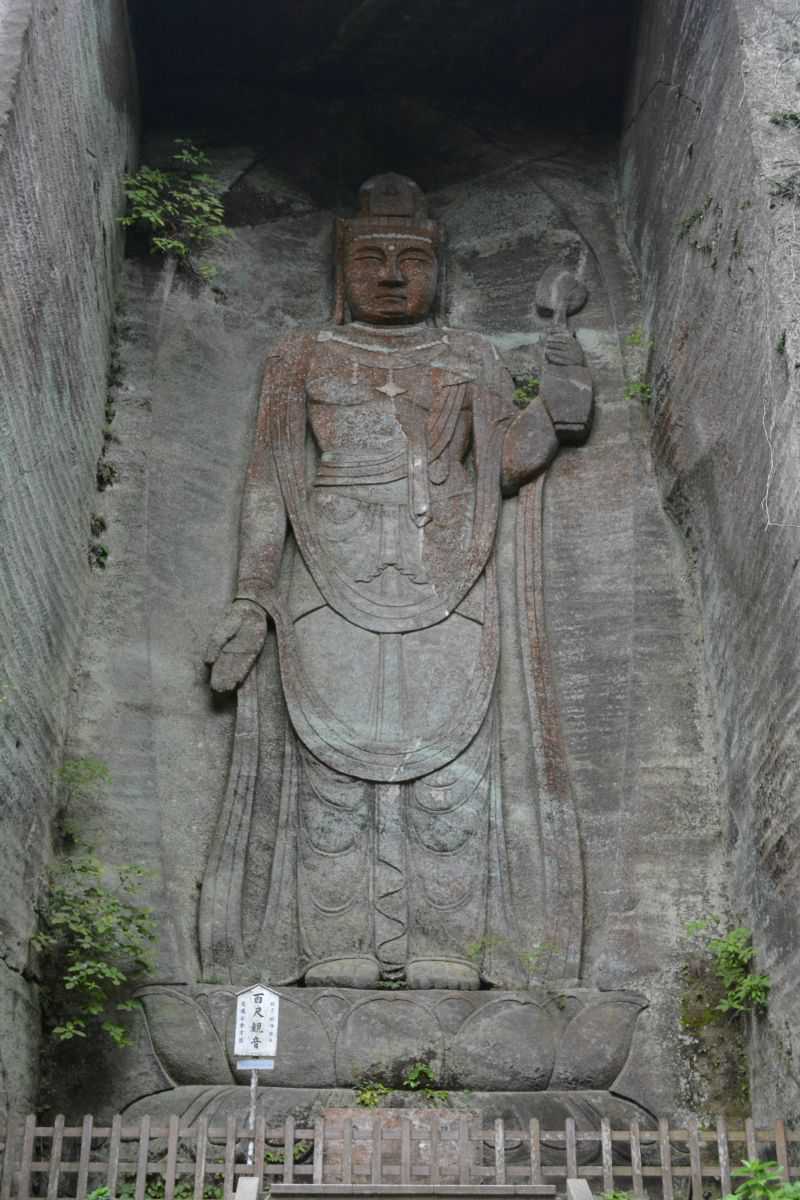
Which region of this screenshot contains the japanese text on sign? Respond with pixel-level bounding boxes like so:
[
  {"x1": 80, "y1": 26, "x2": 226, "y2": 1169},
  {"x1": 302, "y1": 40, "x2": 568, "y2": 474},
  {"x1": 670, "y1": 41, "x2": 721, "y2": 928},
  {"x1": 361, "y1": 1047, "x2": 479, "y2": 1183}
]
[{"x1": 234, "y1": 984, "x2": 280, "y2": 1058}]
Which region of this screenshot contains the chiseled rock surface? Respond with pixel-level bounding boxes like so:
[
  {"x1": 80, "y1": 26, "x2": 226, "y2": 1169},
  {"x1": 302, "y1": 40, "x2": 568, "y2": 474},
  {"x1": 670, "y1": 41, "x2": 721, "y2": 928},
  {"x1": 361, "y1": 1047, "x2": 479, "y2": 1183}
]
[
  {"x1": 623, "y1": 0, "x2": 800, "y2": 1118},
  {"x1": 61, "y1": 124, "x2": 721, "y2": 1121},
  {"x1": 0, "y1": 0, "x2": 136, "y2": 1127}
]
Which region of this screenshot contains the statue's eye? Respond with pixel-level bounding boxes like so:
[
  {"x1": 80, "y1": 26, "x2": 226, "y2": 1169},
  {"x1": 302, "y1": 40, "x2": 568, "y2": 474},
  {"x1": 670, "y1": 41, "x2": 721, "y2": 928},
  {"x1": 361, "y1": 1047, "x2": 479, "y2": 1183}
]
[
  {"x1": 399, "y1": 253, "x2": 432, "y2": 266},
  {"x1": 353, "y1": 252, "x2": 384, "y2": 264}
]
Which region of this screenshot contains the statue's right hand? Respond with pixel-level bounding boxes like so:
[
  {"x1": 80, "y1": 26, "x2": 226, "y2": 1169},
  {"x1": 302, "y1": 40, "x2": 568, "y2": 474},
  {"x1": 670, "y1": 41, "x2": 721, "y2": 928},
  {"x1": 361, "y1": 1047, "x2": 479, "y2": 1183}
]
[{"x1": 204, "y1": 599, "x2": 268, "y2": 693}]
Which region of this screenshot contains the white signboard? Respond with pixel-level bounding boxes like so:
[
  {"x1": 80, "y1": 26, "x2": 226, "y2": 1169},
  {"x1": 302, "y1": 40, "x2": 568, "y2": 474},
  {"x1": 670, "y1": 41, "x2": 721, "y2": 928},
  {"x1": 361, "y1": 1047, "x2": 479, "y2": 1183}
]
[{"x1": 235, "y1": 984, "x2": 279, "y2": 1059}]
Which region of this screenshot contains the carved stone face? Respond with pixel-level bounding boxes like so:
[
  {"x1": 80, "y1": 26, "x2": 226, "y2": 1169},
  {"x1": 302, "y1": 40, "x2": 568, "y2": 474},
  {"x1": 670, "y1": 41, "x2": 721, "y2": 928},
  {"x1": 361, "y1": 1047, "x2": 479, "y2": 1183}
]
[{"x1": 344, "y1": 236, "x2": 439, "y2": 325}]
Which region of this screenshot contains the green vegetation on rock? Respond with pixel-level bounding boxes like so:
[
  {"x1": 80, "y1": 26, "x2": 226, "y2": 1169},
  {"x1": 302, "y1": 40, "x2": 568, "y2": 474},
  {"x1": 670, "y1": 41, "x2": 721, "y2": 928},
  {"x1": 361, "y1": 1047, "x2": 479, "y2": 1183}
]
[
  {"x1": 34, "y1": 760, "x2": 157, "y2": 1047},
  {"x1": 120, "y1": 140, "x2": 231, "y2": 280}
]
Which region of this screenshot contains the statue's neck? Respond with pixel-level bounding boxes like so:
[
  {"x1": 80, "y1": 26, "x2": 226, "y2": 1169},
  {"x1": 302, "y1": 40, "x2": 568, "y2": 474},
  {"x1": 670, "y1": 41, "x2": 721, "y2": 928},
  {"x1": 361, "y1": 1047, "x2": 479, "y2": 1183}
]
[{"x1": 349, "y1": 319, "x2": 436, "y2": 337}]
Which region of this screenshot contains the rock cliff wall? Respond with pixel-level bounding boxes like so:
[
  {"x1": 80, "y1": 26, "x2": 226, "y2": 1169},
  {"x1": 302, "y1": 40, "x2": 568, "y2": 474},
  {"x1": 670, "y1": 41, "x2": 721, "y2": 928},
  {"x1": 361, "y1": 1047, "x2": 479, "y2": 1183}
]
[
  {"x1": 0, "y1": 0, "x2": 136, "y2": 1127},
  {"x1": 622, "y1": 0, "x2": 800, "y2": 1118}
]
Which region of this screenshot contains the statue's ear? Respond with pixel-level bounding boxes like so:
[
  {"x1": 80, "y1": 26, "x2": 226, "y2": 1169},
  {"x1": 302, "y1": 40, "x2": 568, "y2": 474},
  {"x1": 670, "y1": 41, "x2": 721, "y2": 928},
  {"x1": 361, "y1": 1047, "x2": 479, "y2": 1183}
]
[
  {"x1": 333, "y1": 218, "x2": 347, "y2": 325},
  {"x1": 433, "y1": 230, "x2": 447, "y2": 327}
]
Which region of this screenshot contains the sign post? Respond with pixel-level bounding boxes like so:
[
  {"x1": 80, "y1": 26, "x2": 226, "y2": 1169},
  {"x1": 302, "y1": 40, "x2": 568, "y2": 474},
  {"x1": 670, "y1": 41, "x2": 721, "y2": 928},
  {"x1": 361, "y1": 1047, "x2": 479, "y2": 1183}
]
[{"x1": 235, "y1": 985, "x2": 280, "y2": 1167}]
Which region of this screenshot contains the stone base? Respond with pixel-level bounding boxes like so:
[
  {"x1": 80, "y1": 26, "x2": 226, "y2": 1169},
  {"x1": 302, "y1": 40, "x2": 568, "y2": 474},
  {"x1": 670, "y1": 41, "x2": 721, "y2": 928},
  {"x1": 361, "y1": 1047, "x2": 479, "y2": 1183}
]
[
  {"x1": 121, "y1": 1087, "x2": 655, "y2": 1166},
  {"x1": 134, "y1": 984, "x2": 647, "y2": 1093}
]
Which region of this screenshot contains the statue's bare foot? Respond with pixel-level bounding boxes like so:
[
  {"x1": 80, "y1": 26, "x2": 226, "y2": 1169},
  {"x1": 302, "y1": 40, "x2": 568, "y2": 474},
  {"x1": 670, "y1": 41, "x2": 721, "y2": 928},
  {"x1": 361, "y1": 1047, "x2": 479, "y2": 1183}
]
[
  {"x1": 304, "y1": 956, "x2": 381, "y2": 988},
  {"x1": 406, "y1": 958, "x2": 480, "y2": 990}
]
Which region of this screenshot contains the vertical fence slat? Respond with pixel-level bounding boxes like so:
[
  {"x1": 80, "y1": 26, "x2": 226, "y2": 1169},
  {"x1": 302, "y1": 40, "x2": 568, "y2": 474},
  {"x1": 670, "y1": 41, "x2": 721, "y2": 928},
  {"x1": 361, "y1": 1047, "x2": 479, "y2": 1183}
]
[
  {"x1": 0, "y1": 1118, "x2": 19, "y2": 1200},
  {"x1": 106, "y1": 1115, "x2": 122, "y2": 1200},
  {"x1": 630, "y1": 1121, "x2": 644, "y2": 1199},
  {"x1": 223, "y1": 1116, "x2": 236, "y2": 1200},
  {"x1": 342, "y1": 1116, "x2": 352, "y2": 1187},
  {"x1": 134, "y1": 1115, "x2": 150, "y2": 1200},
  {"x1": 494, "y1": 1118, "x2": 505, "y2": 1186},
  {"x1": 600, "y1": 1118, "x2": 614, "y2": 1194},
  {"x1": 717, "y1": 1115, "x2": 732, "y2": 1197},
  {"x1": 253, "y1": 1116, "x2": 266, "y2": 1185},
  {"x1": 565, "y1": 1118, "x2": 577, "y2": 1181},
  {"x1": 46, "y1": 1114, "x2": 65, "y2": 1200},
  {"x1": 688, "y1": 1117, "x2": 702, "y2": 1200},
  {"x1": 193, "y1": 1118, "x2": 208, "y2": 1200},
  {"x1": 659, "y1": 1117, "x2": 674, "y2": 1200},
  {"x1": 76, "y1": 1116, "x2": 94, "y2": 1200},
  {"x1": 371, "y1": 1113, "x2": 382, "y2": 1185},
  {"x1": 459, "y1": 1117, "x2": 471, "y2": 1185},
  {"x1": 312, "y1": 1118, "x2": 324, "y2": 1186},
  {"x1": 430, "y1": 1114, "x2": 440, "y2": 1186},
  {"x1": 529, "y1": 1119, "x2": 543, "y2": 1187},
  {"x1": 283, "y1": 1116, "x2": 295, "y2": 1185},
  {"x1": 17, "y1": 1115, "x2": 36, "y2": 1200},
  {"x1": 400, "y1": 1115, "x2": 411, "y2": 1186},
  {"x1": 776, "y1": 1120, "x2": 789, "y2": 1181},
  {"x1": 164, "y1": 1115, "x2": 179, "y2": 1200},
  {"x1": 746, "y1": 1118, "x2": 757, "y2": 1161}
]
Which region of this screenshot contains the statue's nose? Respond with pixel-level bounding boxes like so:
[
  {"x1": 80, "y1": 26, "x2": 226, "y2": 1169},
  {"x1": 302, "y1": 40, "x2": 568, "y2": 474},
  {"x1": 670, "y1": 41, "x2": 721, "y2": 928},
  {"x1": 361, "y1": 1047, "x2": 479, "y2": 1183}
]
[{"x1": 380, "y1": 259, "x2": 405, "y2": 286}]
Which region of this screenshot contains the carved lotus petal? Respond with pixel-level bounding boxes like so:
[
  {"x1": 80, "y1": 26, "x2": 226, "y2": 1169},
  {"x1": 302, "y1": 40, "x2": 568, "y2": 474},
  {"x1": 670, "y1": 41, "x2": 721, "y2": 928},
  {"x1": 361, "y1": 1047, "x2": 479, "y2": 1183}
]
[
  {"x1": 448, "y1": 998, "x2": 556, "y2": 1090},
  {"x1": 550, "y1": 994, "x2": 647, "y2": 1090},
  {"x1": 138, "y1": 988, "x2": 234, "y2": 1086},
  {"x1": 336, "y1": 997, "x2": 444, "y2": 1087}
]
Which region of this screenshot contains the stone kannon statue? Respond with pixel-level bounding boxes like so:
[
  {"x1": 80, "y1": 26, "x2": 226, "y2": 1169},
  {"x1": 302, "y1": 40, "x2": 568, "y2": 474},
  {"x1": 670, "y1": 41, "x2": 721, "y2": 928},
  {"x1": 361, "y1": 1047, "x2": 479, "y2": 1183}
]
[{"x1": 200, "y1": 173, "x2": 594, "y2": 993}]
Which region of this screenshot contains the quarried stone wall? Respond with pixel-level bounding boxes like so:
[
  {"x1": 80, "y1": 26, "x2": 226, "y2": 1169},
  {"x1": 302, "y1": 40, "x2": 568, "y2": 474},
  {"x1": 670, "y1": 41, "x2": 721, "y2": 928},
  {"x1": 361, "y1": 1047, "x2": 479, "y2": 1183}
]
[
  {"x1": 623, "y1": 0, "x2": 800, "y2": 1118},
  {"x1": 0, "y1": 0, "x2": 136, "y2": 1127}
]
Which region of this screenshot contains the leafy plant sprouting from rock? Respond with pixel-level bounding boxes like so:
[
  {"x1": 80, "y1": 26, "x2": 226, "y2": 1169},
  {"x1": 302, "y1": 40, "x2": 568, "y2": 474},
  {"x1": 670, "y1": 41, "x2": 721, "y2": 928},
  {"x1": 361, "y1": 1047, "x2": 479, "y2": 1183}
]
[
  {"x1": 723, "y1": 1159, "x2": 800, "y2": 1200},
  {"x1": 120, "y1": 140, "x2": 231, "y2": 281},
  {"x1": 513, "y1": 375, "x2": 540, "y2": 408},
  {"x1": 34, "y1": 759, "x2": 157, "y2": 1047},
  {"x1": 356, "y1": 1080, "x2": 392, "y2": 1108},
  {"x1": 88, "y1": 1179, "x2": 224, "y2": 1200},
  {"x1": 686, "y1": 918, "x2": 771, "y2": 1015},
  {"x1": 401, "y1": 1060, "x2": 449, "y2": 1104},
  {"x1": 356, "y1": 1060, "x2": 449, "y2": 1107}
]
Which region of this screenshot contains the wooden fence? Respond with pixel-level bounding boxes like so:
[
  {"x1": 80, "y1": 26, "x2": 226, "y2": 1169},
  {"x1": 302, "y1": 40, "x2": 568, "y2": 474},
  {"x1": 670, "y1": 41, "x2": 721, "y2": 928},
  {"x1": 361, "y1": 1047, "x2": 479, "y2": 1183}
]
[{"x1": 2, "y1": 1114, "x2": 800, "y2": 1200}]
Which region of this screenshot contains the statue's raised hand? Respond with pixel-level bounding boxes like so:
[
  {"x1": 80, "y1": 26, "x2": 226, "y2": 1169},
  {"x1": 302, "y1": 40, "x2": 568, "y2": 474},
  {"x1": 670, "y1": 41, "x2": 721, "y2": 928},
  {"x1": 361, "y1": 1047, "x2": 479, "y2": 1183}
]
[
  {"x1": 544, "y1": 329, "x2": 585, "y2": 368},
  {"x1": 205, "y1": 599, "x2": 268, "y2": 692}
]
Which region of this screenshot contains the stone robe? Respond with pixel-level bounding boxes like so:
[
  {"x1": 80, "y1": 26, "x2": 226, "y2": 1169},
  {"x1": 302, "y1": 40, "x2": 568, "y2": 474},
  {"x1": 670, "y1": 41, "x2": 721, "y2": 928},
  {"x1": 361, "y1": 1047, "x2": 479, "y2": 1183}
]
[{"x1": 200, "y1": 321, "x2": 584, "y2": 987}]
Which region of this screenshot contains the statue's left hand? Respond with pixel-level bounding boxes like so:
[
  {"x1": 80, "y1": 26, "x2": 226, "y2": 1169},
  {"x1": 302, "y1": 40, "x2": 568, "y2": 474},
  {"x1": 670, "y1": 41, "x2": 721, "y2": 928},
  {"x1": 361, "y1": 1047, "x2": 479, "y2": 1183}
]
[
  {"x1": 544, "y1": 329, "x2": 585, "y2": 368},
  {"x1": 204, "y1": 599, "x2": 268, "y2": 693}
]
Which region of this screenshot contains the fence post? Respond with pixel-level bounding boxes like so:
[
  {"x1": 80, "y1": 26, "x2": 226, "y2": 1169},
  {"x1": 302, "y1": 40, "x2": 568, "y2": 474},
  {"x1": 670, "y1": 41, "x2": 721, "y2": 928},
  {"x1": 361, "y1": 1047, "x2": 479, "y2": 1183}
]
[
  {"x1": 17, "y1": 1115, "x2": 35, "y2": 1200},
  {"x1": 430, "y1": 1114, "x2": 440, "y2": 1187},
  {"x1": 134, "y1": 1115, "x2": 150, "y2": 1200},
  {"x1": 688, "y1": 1117, "x2": 702, "y2": 1200},
  {"x1": 46, "y1": 1114, "x2": 66, "y2": 1200},
  {"x1": 494, "y1": 1118, "x2": 506, "y2": 1186},
  {"x1": 0, "y1": 1118, "x2": 19, "y2": 1200},
  {"x1": 775, "y1": 1120, "x2": 789, "y2": 1181},
  {"x1": 745, "y1": 1118, "x2": 757, "y2": 1161},
  {"x1": 717, "y1": 1115, "x2": 731, "y2": 1197},
  {"x1": 193, "y1": 1117, "x2": 209, "y2": 1200},
  {"x1": 253, "y1": 1116, "x2": 265, "y2": 1190},
  {"x1": 342, "y1": 1116, "x2": 352, "y2": 1187},
  {"x1": 371, "y1": 1113, "x2": 382, "y2": 1185},
  {"x1": 630, "y1": 1120, "x2": 644, "y2": 1199},
  {"x1": 600, "y1": 1118, "x2": 613, "y2": 1195},
  {"x1": 459, "y1": 1116, "x2": 471, "y2": 1186},
  {"x1": 400, "y1": 1115, "x2": 411, "y2": 1186},
  {"x1": 283, "y1": 1116, "x2": 295, "y2": 1185},
  {"x1": 312, "y1": 1117, "x2": 324, "y2": 1185},
  {"x1": 658, "y1": 1117, "x2": 674, "y2": 1200},
  {"x1": 566, "y1": 1118, "x2": 577, "y2": 1181},
  {"x1": 223, "y1": 1115, "x2": 236, "y2": 1200}
]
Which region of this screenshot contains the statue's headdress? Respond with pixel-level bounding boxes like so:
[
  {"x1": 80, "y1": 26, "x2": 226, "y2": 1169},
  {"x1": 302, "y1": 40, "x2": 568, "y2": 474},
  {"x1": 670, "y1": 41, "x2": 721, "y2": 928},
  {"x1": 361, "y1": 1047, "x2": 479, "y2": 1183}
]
[{"x1": 334, "y1": 173, "x2": 442, "y2": 324}]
